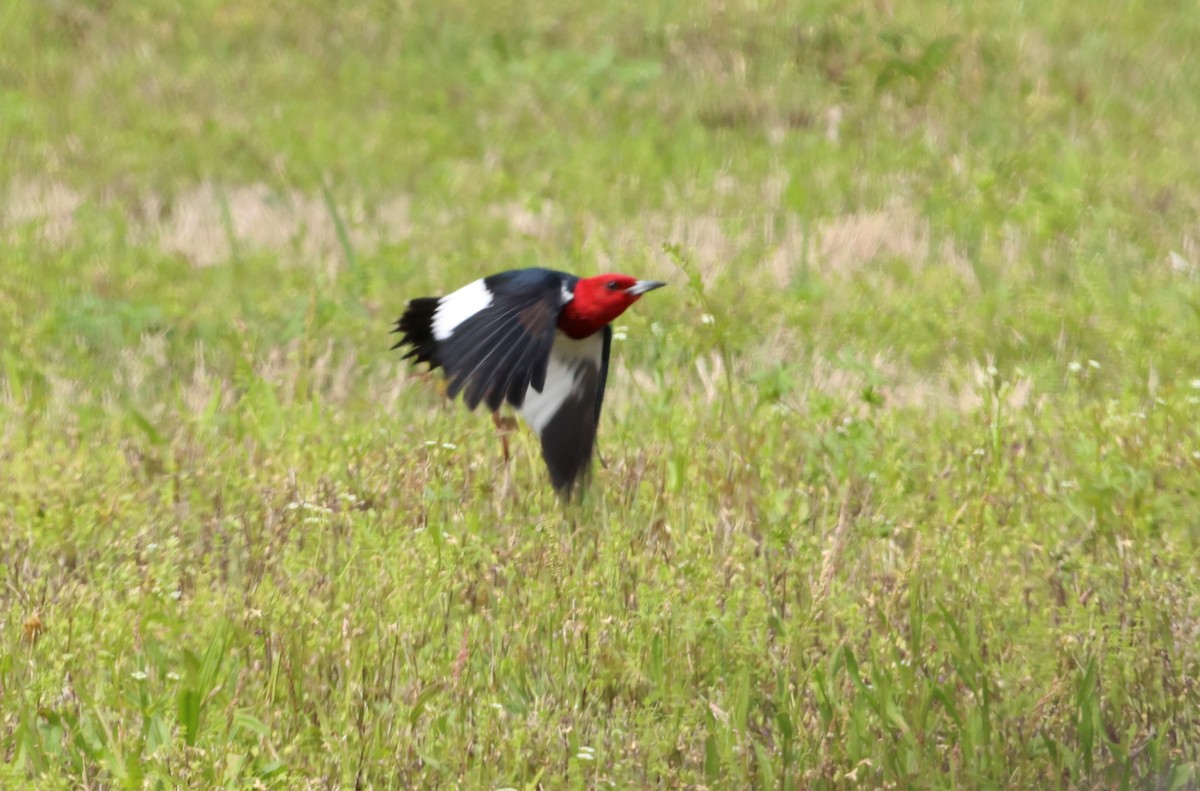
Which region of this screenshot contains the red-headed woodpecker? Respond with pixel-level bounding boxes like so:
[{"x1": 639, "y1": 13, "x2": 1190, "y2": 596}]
[{"x1": 392, "y1": 268, "x2": 666, "y2": 496}]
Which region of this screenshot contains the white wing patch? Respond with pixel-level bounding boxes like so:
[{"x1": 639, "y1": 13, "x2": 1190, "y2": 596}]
[
  {"x1": 519, "y1": 331, "x2": 602, "y2": 435},
  {"x1": 432, "y1": 278, "x2": 493, "y2": 341}
]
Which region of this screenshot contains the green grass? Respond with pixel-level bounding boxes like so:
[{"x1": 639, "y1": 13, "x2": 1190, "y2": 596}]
[{"x1": 2, "y1": 1, "x2": 1199, "y2": 788}]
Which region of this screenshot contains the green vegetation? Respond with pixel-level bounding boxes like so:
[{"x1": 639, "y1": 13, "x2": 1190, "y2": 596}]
[{"x1": 2, "y1": 1, "x2": 1198, "y2": 787}]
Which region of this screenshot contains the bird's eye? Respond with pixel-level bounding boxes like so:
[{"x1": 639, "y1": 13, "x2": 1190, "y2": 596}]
[{"x1": 605, "y1": 280, "x2": 619, "y2": 290}]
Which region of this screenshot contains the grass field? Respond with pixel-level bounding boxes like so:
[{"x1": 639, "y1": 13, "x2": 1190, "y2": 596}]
[{"x1": 2, "y1": 1, "x2": 1199, "y2": 788}]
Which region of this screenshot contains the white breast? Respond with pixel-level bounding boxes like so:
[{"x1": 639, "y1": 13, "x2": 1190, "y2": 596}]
[{"x1": 519, "y1": 331, "x2": 602, "y2": 435}]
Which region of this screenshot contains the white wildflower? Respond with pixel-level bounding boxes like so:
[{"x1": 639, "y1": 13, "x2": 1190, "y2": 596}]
[{"x1": 1168, "y1": 251, "x2": 1192, "y2": 273}]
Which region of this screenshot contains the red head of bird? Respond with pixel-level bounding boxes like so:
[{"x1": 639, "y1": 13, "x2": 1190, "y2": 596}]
[{"x1": 558, "y1": 274, "x2": 665, "y2": 339}]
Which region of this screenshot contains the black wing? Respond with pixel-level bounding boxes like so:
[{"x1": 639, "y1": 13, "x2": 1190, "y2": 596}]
[
  {"x1": 392, "y1": 269, "x2": 569, "y2": 413},
  {"x1": 591, "y1": 325, "x2": 613, "y2": 470},
  {"x1": 538, "y1": 359, "x2": 601, "y2": 497},
  {"x1": 520, "y1": 328, "x2": 611, "y2": 498},
  {"x1": 595, "y1": 324, "x2": 612, "y2": 425}
]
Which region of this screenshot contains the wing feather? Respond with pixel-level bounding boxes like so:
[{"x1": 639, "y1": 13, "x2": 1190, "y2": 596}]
[
  {"x1": 393, "y1": 270, "x2": 566, "y2": 414},
  {"x1": 519, "y1": 332, "x2": 605, "y2": 497}
]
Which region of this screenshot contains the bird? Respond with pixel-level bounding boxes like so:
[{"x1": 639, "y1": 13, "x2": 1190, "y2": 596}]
[{"x1": 392, "y1": 268, "x2": 666, "y2": 496}]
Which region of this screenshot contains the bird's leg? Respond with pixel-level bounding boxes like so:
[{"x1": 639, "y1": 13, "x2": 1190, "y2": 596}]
[
  {"x1": 491, "y1": 411, "x2": 517, "y2": 461},
  {"x1": 492, "y1": 410, "x2": 518, "y2": 499}
]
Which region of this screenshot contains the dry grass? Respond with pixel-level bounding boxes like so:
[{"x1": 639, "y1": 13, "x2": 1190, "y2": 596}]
[{"x1": 8, "y1": 180, "x2": 974, "y2": 285}]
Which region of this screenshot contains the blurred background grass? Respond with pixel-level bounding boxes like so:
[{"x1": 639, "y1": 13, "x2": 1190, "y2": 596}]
[{"x1": 2, "y1": 1, "x2": 1199, "y2": 788}]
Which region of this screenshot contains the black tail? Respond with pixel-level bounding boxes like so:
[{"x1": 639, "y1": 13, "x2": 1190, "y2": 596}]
[{"x1": 391, "y1": 297, "x2": 442, "y2": 369}]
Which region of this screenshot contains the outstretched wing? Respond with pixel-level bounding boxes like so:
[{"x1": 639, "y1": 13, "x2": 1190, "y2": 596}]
[
  {"x1": 518, "y1": 327, "x2": 611, "y2": 497},
  {"x1": 392, "y1": 269, "x2": 571, "y2": 413}
]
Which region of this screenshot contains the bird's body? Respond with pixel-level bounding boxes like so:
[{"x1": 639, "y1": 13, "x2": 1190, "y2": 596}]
[{"x1": 392, "y1": 268, "x2": 665, "y2": 495}]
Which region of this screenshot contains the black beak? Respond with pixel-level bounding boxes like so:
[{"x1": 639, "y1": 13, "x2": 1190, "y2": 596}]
[{"x1": 625, "y1": 280, "x2": 667, "y2": 296}]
